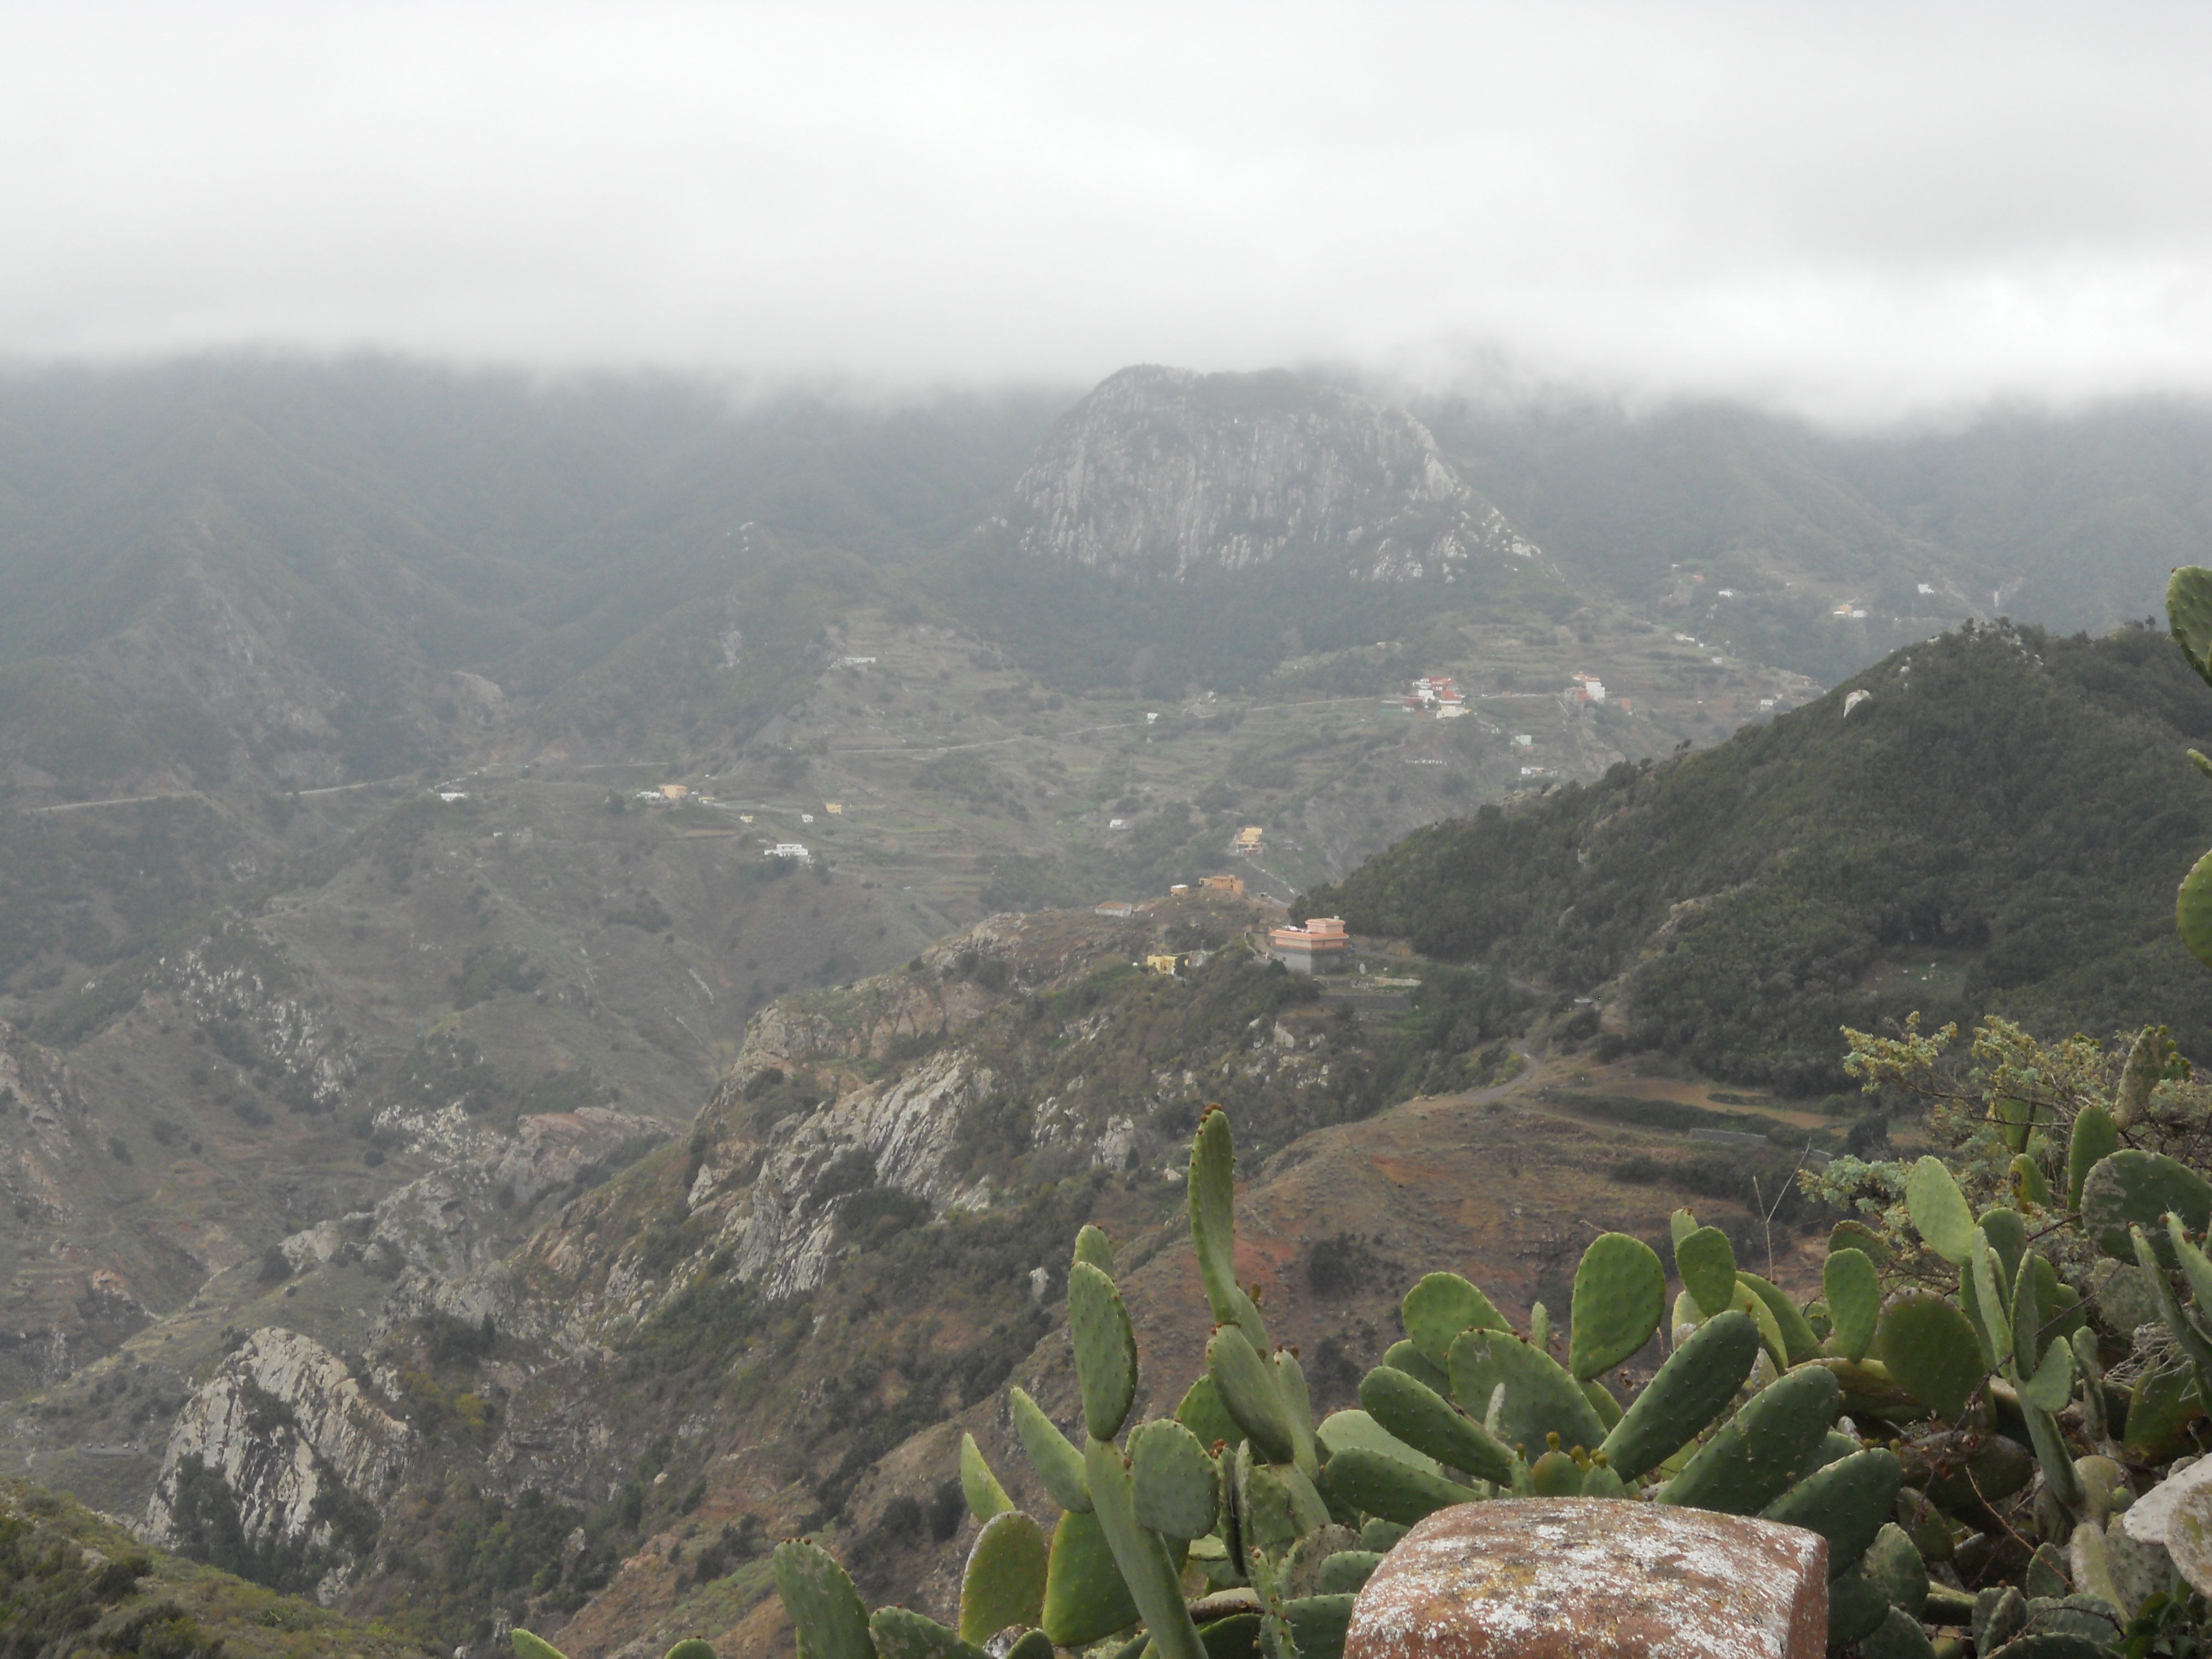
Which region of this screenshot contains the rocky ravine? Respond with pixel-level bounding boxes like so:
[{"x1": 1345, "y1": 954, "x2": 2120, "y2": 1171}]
[
  {"x1": 1003, "y1": 366, "x2": 1544, "y2": 584},
  {"x1": 123, "y1": 907, "x2": 1207, "y2": 1639},
  {"x1": 100, "y1": 895, "x2": 1575, "y2": 1655}
]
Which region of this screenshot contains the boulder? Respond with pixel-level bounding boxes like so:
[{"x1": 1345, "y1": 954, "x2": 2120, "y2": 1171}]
[{"x1": 1345, "y1": 1499, "x2": 1827, "y2": 1659}]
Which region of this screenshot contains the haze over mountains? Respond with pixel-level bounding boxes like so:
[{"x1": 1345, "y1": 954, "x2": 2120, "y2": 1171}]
[
  {"x1": 4, "y1": 358, "x2": 2206, "y2": 813},
  {"x1": 2, "y1": 354, "x2": 2211, "y2": 1656}
]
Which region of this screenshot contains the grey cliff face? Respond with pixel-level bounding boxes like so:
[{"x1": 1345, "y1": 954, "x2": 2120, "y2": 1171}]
[
  {"x1": 1003, "y1": 366, "x2": 1540, "y2": 582},
  {"x1": 144, "y1": 1328, "x2": 410, "y2": 1593}
]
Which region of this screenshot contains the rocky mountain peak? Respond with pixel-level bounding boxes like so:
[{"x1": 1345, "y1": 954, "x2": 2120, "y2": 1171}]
[{"x1": 1001, "y1": 364, "x2": 1540, "y2": 582}]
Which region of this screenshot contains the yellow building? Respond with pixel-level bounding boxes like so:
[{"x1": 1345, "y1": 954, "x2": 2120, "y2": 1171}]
[
  {"x1": 1200, "y1": 874, "x2": 1244, "y2": 895},
  {"x1": 1233, "y1": 826, "x2": 1265, "y2": 853},
  {"x1": 659, "y1": 784, "x2": 690, "y2": 802},
  {"x1": 1145, "y1": 952, "x2": 1187, "y2": 977}
]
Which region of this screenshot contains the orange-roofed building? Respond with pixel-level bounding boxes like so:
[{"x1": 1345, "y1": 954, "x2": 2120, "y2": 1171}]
[{"x1": 1268, "y1": 915, "x2": 1351, "y2": 974}]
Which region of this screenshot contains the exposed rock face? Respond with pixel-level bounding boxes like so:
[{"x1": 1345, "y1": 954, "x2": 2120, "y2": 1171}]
[
  {"x1": 1004, "y1": 366, "x2": 1540, "y2": 583},
  {"x1": 1347, "y1": 1499, "x2": 1827, "y2": 1659},
  {"x1": 144, "y1": 1329, "x2": 411, "y2": 1571},
  {"x1": 282, "y1": 1105, "x2": 671, "y2": 1334},
  {"x1": 0, "y1": 1024, "x2": 156, "y2": 1391},
  {"x1": 733, "y1": 917, "x2": 1039, "y2": 1076}
]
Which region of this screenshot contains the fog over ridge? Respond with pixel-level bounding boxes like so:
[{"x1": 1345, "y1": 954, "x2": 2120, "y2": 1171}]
[{"x1": 5, "y1": 2, "x2": 2210, "y2": 425}]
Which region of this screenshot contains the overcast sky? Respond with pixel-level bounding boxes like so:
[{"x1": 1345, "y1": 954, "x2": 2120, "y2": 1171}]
[{"x1": 6, "y1": 2, "x2": 2209, "y2": 423}]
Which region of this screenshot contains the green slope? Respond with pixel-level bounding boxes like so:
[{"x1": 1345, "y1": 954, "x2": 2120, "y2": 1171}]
[
  {"x1": 0, "y1": 1476, "x2": 417, "y2": 1657},
  {"x1": 1302, "y1": 620, "x2": 2212, "y2": 1088}
]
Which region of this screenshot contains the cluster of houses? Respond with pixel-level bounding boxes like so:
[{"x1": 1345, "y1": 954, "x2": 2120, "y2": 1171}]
[
  {"x1": 1387, "y1": 675, "x2": 1468, "y2": 717},
  {"x1": 1094, "y1": 873, "x2": 1355, "y2": 979}
]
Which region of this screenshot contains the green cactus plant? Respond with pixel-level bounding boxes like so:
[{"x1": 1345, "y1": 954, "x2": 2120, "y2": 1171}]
[
  {"x1": 872, "y1": 1605, "x2": 989, "y2": 1659},
  {"x1": 772, "y1": 1539, "x2": 877, "y2": 1659},
  {"x1": 1824, "y1": 1246, "x2": 1880, "y2": 1362},
  {"x1": 777, "y1": 1100, "x2": 2172, "y2": 1659},
  {"x1": 1566, "y1": 1232, "x2": 1665, "y2": 1380},
  {"x1": 959, "y1": 1510, "x2": 1047, "y2": 1644},
  {"x1": 1399, "y1": 1272, "x2": 1505, "y2": 1364},
  {"x1": 1673, "y1": 1225, "x2": 1737, "y2": 1318}
]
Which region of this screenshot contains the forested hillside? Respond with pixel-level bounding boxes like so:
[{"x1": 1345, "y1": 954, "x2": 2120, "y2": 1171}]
[{"x1": 1302, "y1": 620, "x2": 2212, "y2": 1087}]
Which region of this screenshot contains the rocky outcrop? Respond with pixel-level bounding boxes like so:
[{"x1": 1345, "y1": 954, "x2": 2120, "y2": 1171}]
[
  {"x1": 1002, "y1": 366, "x2": 1541, "y2": 584},
  {"x1": 144, "y1": 1329, "x2": 411, "y2": 1582},
  {"x1": 733, "y1": 916, "x2": 1045, "y2": 1076},
  {"x1": 283, "y1": 1105, "x2": 671, "y2": 1334},
  {"x1": 715, "y1": 1046, "x2": 994, "y2": 1297}
]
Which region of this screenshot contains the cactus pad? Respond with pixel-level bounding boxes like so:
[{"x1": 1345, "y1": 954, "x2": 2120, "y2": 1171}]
[
  {"x1": 1314, "y1": 1445, "x2": 1482, "y2": 1524},
  {"x1": 871, "y1": 1608, "x2": 990, "y2": 1659},
  {"x1": 1528, "y1": 1448, "x2": 1583, "y2": 1495},
  {"x1": 1824, "y1": 1248, "x2": 1880, "y2": 1362},
  {"x1": 1316, "y1": 1551, "x2": 1384, "y2": 1594},
  {"x1": 2169, "y1": 566, "x2": 2212, "y2": 686},
  {"x1": 511, "y1": 1636, "x2": 569, "y2": 1659},
  {"x1": 1084, "y1": 1438, "x2": 1208, "y2": 1659},
  {"x1": 1658, "y1": 1362, "x2": 1840, "y2": 1515},
  {"x1": 1275, "y1": 1348, "x2": 1318, "y2": 1473},
  {"x1": 1357, "y1": 1364, "x2": 1515, "y2": 1485},
  {"x1": 1075, "y1": 1223, "x2": 1116, "y2": 1274},
  {"x1": 1598, "y1": 1307, "x2": 1760, "y2": 1481},
  {"x1": 1877, "y1": 1291, "x2": 1986, "y2": 1423},
  {"x1": 1314, "y1": 1406, "x2": 1444, "y2": 1477},
  {"x1": 1762, "y1": 1448, "x2": 1902, "y2": 1577},
  {"x1": 960, "y1": 1509, "x2": 1049, "y2": 1644},
  {"x1": 1448, "y1": 1328, "x2": 1606, "y2": 1455},
  {"x1": 1378, "y1": 1339, "x2": 1452, "y2": 1396},
  {"x1": 961, "y1": 1432, "x2": 1014, "y2": 1521},
  {"x1": 1673, "y1": 1227, "x2": 1736, "y2": 1318},
  {"x1": 665, "y1": 1644, "x2": 717, "y2": 1659},
  {"x1": 1070, "y1": 1262, "x2": 1140, "y2": 1442},
  {"x1": 1196, "y1": 1614, "x2": 1261, "y2": 1659},
  {"x1": 1129, "y1": 1418, "x2": 1220, "y2": 1540},
  {"x1": 774, "y1": 1540, "x2": 879, "y2": 1659},
  {"x1": 1906, "y1": 1156, "x2": 1978, "y2": 1266},
  {"x1": 1041, "y1": 1507, "x2": 1140, "y2": 1647},
  {"x1": 1188, "y1": 1111, "x2": 1252, "y2": 1336},
  {"x1": 1175, "y1": 1374, "x2": 1243, "y2": 1454},
  {"x1": 1864, "y1": 1522, "x2": 1929, "y2": 1621},
  {"x1": 1285, "y1": 1593, "x2": 1355, "y2": 1659},
  {"x1": 2067, "y1": 1104, "x2": 2120, "y2": 1213},
  {"x1": 1567, "y1": 1232, "x2": 1666, "y2": 1380},
  {"x1": 1010, "y1": 1387, "x2": 1093, "y2": 1513},
  {"x1": 1736, "y1": 1271, "x2": 1822, "y2": 1366},
  {"x1": 2083, "y1": 1149, "x2": 2212, "y2": 1263},
  {"x1": 1401, "y1": 1272, "x2": 1505, "y2": 1366},
  {"x1": 1206, "y1": 1324, "x2": 1297, "y2": 1465},
  {"x1": 2181, "y1": 853, "x2": 2212, "y2": 969}
]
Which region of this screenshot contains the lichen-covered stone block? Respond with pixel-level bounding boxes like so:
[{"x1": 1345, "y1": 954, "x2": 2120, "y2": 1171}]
[{"x1": 1346, "y1": 1498, "x2": 1827, "y2": 1659}]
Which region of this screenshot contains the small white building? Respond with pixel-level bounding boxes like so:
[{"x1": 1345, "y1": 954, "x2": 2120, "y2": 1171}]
[{"x1": 766, "y1": 843, "x2": 812, "y2": 863}]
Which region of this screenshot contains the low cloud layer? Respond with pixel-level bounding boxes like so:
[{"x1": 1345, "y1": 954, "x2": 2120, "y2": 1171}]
[{"x1": 6, "y1": 2, "x2": 2209, "y2": 422}]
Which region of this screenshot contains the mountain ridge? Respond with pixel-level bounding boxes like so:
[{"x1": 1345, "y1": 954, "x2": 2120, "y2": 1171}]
[{"x1": 1000, "y1": 365, "x2": 1543, "y2": 585}]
